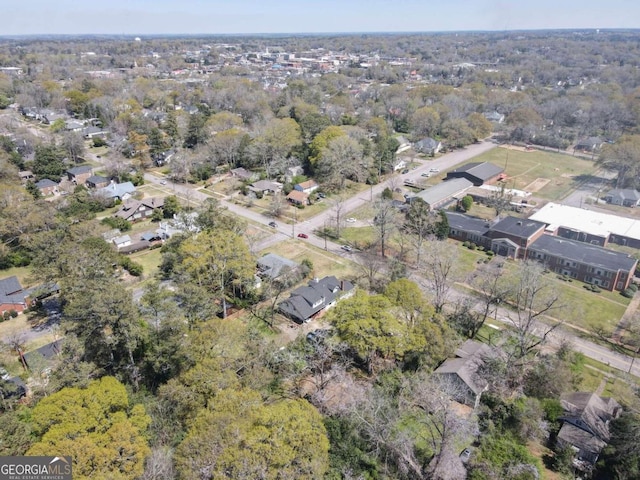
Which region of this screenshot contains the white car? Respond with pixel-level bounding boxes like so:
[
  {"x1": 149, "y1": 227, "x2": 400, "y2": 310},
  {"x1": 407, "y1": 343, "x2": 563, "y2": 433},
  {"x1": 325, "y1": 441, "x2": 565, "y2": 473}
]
[
  {"x1": 429, "y1": 167, "x2": 440, "y2": 173},
  {"x1": 160, "y1": 180, "x2": 167, "y2": 185},
  {"x1": 346, "y1": 217, "x2": 356, "y2": 223},
  {"x1": 341, "y1": 245, "x2": 353, "y2": 252}
]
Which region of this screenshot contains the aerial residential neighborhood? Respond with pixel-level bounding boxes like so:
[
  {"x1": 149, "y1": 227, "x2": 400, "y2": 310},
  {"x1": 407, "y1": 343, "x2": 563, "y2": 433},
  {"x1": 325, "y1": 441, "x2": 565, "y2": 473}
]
[{"x1": 2, "y1": 20, "x2": 640, "y2": 480}]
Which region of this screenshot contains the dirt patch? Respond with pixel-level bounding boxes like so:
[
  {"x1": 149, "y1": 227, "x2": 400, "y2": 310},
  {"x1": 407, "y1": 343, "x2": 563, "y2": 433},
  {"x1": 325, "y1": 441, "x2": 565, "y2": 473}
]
[{"x1": 524, "y1": 178, "x2": 551, "y2": 192}]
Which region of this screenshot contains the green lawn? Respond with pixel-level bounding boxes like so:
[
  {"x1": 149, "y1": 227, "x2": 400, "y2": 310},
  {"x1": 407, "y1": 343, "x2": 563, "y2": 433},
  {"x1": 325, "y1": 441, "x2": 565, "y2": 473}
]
[
  {"x1": 259, "y1": 239, "x2": 359, "y2": 280},
  {"x1": 464, "y1": 146, "x2": 598, "y2": 200},
  {"x1": 0, "y1": 265, "x2": 34, "y2": 287},
  {"x1": 129, "y1": 248, "x2": 163, "y2": 279}
]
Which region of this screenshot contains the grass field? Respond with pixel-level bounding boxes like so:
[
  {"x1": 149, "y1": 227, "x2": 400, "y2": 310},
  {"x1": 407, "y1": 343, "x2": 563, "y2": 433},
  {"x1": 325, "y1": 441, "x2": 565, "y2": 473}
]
[{"x1": 463, "y1": 146, "x2": 598, "y2": 200}]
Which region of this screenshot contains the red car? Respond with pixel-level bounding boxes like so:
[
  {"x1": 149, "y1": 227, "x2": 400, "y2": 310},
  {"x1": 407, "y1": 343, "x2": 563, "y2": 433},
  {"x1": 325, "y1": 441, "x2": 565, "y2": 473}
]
[{"x1": 297, "y1": 233, "x2": 308, "y2": 239}]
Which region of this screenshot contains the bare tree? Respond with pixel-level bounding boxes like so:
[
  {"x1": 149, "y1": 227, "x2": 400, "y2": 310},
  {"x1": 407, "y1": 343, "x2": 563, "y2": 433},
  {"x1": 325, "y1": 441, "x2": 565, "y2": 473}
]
[
  {"x1": 331, "y1": 195, "x2": 346, "y2": 237},
  {"x1": 422, "y1": 239, "x2": 460, "y2": 313},
  {"x1": 469, "y1": 259, "x2": 513, "y2": 339},
  {"x1": 357, "y1": 249, "x2": 386, "y2": 290},
  {"x1": 372, "y1": 199, "x2": 398, "y2": 258},
  {"x1": 507, "y1": 261, "x2": 564, "y2": 359},
  {"x1": 141, "y1": 446, "x2": 175, "y2": 480},
  {"x1": 487, "y1": 181, "x2": 513, "y2": 217},
  {"x1": 404, "y1": 198, "x2": 432, "y2": 267},
  {"x1": 268, "y1": 193, "x2": 285, "y2": 218}
]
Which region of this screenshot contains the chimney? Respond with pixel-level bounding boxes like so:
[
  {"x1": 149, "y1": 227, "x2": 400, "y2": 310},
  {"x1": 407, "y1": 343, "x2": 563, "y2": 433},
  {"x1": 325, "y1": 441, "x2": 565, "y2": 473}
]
[{"x1": 340, "y1": 280, "x2": 344, "y2": 291}]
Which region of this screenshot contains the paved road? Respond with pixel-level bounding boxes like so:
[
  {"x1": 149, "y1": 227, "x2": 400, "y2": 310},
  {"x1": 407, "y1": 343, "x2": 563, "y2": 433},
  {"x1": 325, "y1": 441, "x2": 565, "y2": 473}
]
[{"x1": 42, "y1": 140, "x2": 640, "y2": 378}]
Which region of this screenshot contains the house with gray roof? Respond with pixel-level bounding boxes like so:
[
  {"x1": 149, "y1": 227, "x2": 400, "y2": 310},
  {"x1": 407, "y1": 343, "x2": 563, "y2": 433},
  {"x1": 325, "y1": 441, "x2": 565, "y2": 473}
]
[
  {"x1": 0, "y1": 276, "x2": 30, "y2": 314},
  {"x1": 257, "y1": 253, "x2": 300, "y2": 280},
  {"x1": 278, "y1": 276, "x2": 354, "y2": 323},
  {"x1": 434, "y1": 339, "x2": 494, "y2": 408},
  {"x1": 575, "y1": 137, "x2": 603, "y2": 153},
  {"x1": 250, "y1": 180, "x2": 283, "y2": 195},
  {"x1": 35, "y1": 178, "x2": 59, "y2": 196},
  {"x1": 446, "y1": 162, "x2": 504, "y2": 186},
  {"x1": 557, "y1": 392, "x2": 621, "y2": 467},
  {"x1": 603, "y1": 188, "x2": 640, "y2": 207},
  {"x1": 66, "y1": 165, "x2": 93, "y2": 185},
  {"x1": 96, "y1": 181, "x2": 136, "y2": 201},
  {"x1": 414, "y1": 137, "x2": 442, "y2": 155}
]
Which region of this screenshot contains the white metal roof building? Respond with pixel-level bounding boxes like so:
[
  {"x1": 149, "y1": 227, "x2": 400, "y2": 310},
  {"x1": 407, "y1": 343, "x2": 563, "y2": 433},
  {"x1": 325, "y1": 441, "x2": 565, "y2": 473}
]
[{"x1": 529, "y1": 202, "x2": 640, "y2": 249}]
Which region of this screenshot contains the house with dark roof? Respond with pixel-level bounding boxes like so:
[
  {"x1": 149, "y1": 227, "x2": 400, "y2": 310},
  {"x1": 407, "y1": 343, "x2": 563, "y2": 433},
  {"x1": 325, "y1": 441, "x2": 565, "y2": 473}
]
[
  {"x1": 114, "y1": 197, "x2": 164, "y2": 222},
  {"x1": 414, "y1": 137, "x2": 442, "y2": 155},
  {"x1": 35, "y1": 178, "x2": 59, "y2": 196},
  {"x1": 575, "y1": 137, "x2": 603, "y2": 153},
  {"x1": 433, "y1": 339, "x2": 493, "y2": 408},
  {"x1": 557, "y1": 392, "x2": 622, "y2": 467},
  {"x1": 66, "y1": 165, "x2": 93, "y2": 185},
  {"x1": 278, "y1": 276, "x2": 354, "y2": 323},
  {"x1": 0, "y1": 276, "x2": 30, "y2": 314},
  {"x1": 603, "y1": 188, "x2": 640, "y2": 207},
  {"x1": 446, "y1": 162, "x2": 504, "y2": 186},
  {"x1": 23, "y1": 340, "x2": 62, "y2": 370},
  {"x1": 86, "y1": 175, "x2": 110, "y2": 189}
]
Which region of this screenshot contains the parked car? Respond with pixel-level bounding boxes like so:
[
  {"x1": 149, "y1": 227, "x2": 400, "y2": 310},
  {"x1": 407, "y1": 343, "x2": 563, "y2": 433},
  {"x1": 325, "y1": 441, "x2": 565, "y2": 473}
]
[
  {"x1": 268, "y1": 221, "x2": 277, "y2": 228},
  {"x1": 346, "y1": 217, "x2": 356, "y2": 223},
  {"x1": 341, "y1": 245, "x2": 353, "y2": 252},
  {"x1": 421, "y1": 172, "x2": 431, "y2": 177},
  {"x1": 297, "y1": 233, "x2": 308, "y2": 238},
  {"x1": 429, "y1": 167, "x2": 440, "y2": 172},
  {"x1": 401, "y1": 168, "x2": 409, "y2": 174},
  {"x1": 160, "y1": 180, "x2": 167, "y2": 185},
  {"x1": 460, "y1": 448, "x2": 472, "y2": 463},
  {"x1": 317, "y1": 192, "x2": 326, "y2": 198}
]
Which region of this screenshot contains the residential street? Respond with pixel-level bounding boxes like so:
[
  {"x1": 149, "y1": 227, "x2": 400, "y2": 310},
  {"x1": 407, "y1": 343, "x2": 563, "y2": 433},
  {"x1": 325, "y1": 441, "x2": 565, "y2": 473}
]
[{"x1": 82, "y1": 140, "x2": 640, "y2": 378}]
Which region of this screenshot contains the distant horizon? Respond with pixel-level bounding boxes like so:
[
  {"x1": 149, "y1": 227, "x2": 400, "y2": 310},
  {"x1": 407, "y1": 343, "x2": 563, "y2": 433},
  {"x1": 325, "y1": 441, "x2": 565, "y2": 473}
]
[
  {"x1": 1, "y1": 27, "x2": 637, "y2": 41},
  {"x1": 3, "y1": 1, "x2": 639, "y2": 37}
]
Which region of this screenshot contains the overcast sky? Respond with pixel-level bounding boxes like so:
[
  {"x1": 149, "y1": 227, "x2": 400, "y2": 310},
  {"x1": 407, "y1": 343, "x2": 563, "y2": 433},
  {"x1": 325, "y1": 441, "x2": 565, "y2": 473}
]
[{"x1": 3, "y1": 0, "x2": 639, "y2": 36}]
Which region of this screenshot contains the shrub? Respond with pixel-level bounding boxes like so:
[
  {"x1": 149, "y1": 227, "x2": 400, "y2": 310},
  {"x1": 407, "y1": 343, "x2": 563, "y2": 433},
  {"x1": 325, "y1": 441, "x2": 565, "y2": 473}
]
[
  {"x1": 629, "y1": 283, "x2": 638, "y2": 293},
  {"x1": 462, "y1": 241, "x2": 470, "y2": 247},
  {"x1": 477, "y1": 245, "x2": 485, "y2": 252},
  {"x1": 468, "y1": 242, "x2": 477, "y2": 250},
  {"x1": 119, "y1": 256, "x2": 144, "y2": 277},
  {"x1": 622, "y1": 288, "x2": 635, "y2": 298},
  {"x1": 486, "y1": 250, "x2": 495, "y2": 257},
  {"x1": 9, "y1": 310, "x2": 18, "y2": 318},
  {"x1": 584, "y1": 284, "x2": 601, "y2": 293}
]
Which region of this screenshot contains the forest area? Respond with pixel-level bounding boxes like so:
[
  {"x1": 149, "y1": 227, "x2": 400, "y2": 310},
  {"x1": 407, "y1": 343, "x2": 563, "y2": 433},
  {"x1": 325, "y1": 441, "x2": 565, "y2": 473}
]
[{"x1": 1, "y1": 30, "x2": 640, "y2": 479}]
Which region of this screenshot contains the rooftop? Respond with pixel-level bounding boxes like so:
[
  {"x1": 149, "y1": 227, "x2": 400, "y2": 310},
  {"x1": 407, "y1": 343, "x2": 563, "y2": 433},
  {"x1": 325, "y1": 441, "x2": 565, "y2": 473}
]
[
  {"x1": 490, "y1": 216, "x2": 546, "y2": 239},
  {"x1": 529, "y1": 234, "x2": 638, "y2": 272},
  {"x1": 414, "y1": 178, "x2": 473, "y2": 206},
  {"x1": 529, "y1": 202, "x2": 640, "y2": 242}
]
